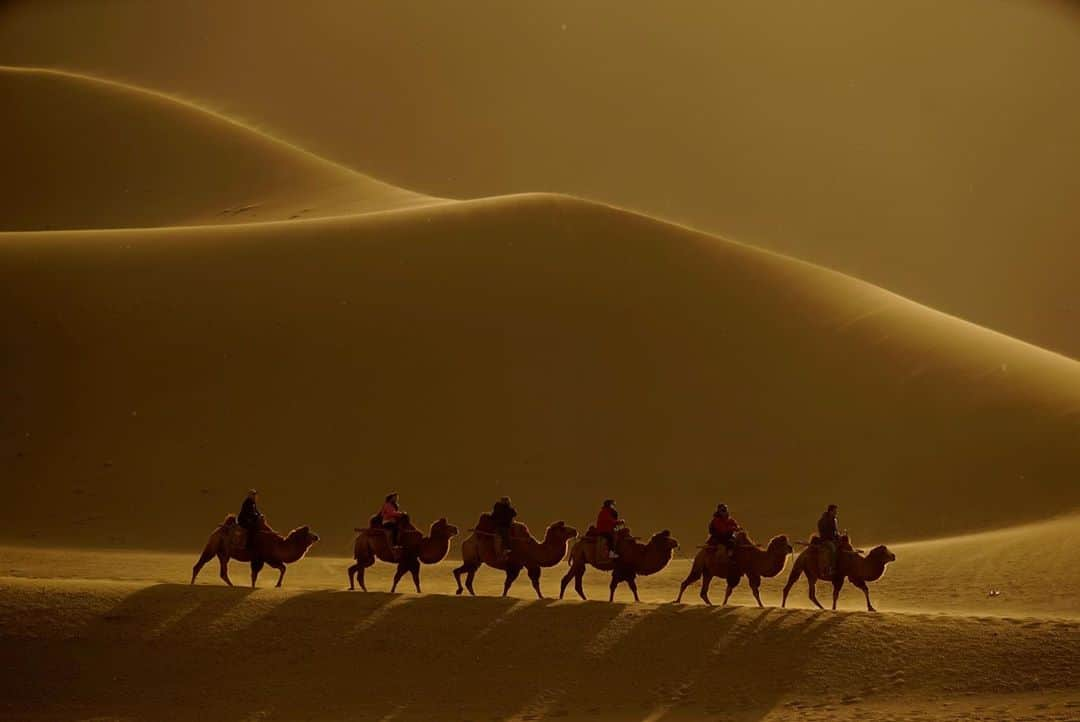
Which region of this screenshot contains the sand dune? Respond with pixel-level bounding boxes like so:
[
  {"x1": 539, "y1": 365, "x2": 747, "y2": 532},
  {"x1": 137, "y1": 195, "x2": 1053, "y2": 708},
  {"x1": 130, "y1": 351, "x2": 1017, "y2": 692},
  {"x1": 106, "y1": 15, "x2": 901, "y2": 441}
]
[
  {"x1": 3, "y1": 187, "x2": 1079, "y2": 551},
  {"x1": 3, "y1": 1, "x2": 1079, "y2": 356},
  {"x1": 1, "y1": 52, "x2": 1079, "y2": 721},
  {"x1": 0, "y1": 66, "x2": 433, "y2": 231}
]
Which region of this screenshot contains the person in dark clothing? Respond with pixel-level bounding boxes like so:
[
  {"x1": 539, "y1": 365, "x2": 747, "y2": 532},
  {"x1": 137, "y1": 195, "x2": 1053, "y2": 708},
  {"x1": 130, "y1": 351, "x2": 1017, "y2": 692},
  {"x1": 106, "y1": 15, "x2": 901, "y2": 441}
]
[
  {"x1": 238, "y1": 489, "x2": 264, "y2": 555},
  {"x1": 708, "y1": 503, "x2": 742, "y2": 557},
  {"x1": 491, "y1": 496, "x2": 517, "y2": 559},
  {"x1": 817, "y1": 504, "x2": 841, "y2": 577}
]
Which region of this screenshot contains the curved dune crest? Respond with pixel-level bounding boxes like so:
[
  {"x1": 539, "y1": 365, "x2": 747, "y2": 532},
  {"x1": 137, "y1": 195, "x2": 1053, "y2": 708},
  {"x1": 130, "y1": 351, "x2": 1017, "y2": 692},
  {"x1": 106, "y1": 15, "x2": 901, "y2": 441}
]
[
  {"x1": 0, "y1": 65, "x2": 435, "y2": 231},
  {"x1": 2, "y1": 194, "x2": 1078, "y2": 551}
]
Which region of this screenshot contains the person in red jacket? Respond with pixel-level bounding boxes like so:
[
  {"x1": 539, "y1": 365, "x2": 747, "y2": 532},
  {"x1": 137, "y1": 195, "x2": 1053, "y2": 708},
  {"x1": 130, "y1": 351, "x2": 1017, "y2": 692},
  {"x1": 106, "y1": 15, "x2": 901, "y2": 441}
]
[
  {"x1": 379, "y1": 492, "x2": 406, "y2": 552},
  {"x1": 708, "y1": 503, "x2": 742, "y2": 557},
  {"x1": 595, "y1": 499, "x2": 622, "y2": 559}
]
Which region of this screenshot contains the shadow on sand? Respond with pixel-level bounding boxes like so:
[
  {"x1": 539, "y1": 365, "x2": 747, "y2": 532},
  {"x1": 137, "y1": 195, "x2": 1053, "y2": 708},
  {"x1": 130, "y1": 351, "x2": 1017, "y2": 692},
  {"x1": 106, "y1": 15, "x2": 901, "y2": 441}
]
[{"x1": 2, "y1": 583, "x2": 853, "y2": 721}]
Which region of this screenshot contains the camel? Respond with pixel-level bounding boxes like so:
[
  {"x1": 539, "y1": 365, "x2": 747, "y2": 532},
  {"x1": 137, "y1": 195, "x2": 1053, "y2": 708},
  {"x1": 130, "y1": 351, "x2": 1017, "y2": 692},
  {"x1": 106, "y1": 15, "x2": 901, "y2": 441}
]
[
  {"x1": 782, "y1": 538, "x2": 896, "y2": 612},
  {"x1": 452, "y1": 516, "x2": 578, "y2": 598},
  {"x1": 559, "y1": 528, "x2": 679, "y2": 602},
  {"x1": 347, "y1": 516, "x2": 459, "y2": 593},
  {"x1": 191, "y1": 514, "x2": 320, "y2": 588},
  {"x1": 674, "y1": 533, "x2": 793, "y2": 606}
]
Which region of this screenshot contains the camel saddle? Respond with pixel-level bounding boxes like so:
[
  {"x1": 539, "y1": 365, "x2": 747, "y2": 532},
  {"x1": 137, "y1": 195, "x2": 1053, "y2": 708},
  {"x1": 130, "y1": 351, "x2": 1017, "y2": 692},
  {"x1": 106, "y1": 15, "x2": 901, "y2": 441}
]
[{"x1": 365, "y1": 513, "x2": 415, "y2": 533}]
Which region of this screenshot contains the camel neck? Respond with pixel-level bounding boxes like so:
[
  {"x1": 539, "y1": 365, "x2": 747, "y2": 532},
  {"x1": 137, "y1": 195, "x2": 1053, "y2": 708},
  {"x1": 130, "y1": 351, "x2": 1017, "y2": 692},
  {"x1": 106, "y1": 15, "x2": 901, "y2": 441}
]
[
  {"x1": 636, "y1": 543, "x2": 673, "y2": 575},
  {"x1": 277, "y1": 536, "x2": 309, "y2": 564},
  {"x1": 533, "y1": 535, "x2": 569, "y2": 567},
  {"x1": 418, "y1": 534, "x2": 451, "y2": 564},
  {"x1": 859, "y1": 555, "x2": 887, "y2": 582},
  {"x1": 760, "y1": 547, "x2": 788, "y2": 577}
]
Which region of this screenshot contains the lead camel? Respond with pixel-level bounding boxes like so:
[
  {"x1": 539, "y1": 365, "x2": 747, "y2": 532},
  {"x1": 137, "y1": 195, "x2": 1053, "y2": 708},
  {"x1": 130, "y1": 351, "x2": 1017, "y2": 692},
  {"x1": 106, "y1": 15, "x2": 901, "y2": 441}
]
[{"x1": 782, "y1": 537, "x2": 896, "y2": 611}]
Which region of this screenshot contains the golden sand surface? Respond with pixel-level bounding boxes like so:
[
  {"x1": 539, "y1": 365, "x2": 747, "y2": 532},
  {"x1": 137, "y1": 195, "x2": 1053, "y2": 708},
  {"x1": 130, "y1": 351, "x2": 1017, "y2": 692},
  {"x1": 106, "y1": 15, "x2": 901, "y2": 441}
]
[{"x1": 1, "y1": 60, "x2": 1078, "y2": 720}]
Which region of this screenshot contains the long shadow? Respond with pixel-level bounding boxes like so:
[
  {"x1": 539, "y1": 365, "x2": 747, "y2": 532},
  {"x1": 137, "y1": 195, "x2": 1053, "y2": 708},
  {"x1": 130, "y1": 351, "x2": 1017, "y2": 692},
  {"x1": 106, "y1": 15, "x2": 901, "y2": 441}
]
[{"x1": 1, "y1": 583, "x2": 900, "y2": 722}]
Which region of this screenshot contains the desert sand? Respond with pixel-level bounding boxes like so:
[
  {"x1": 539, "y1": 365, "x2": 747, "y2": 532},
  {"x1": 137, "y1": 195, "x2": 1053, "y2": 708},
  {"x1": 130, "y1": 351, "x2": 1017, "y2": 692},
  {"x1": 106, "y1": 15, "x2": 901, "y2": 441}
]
[
  {"x1": 0, "y1": 49, "x2": 1078, "y2": 722},
  {"x1": 3, "y1": 1, "x2": 1079, "y2": 357},
  {"x1": 1, "y1": 516, "x2": 1078, "y2": 720}
]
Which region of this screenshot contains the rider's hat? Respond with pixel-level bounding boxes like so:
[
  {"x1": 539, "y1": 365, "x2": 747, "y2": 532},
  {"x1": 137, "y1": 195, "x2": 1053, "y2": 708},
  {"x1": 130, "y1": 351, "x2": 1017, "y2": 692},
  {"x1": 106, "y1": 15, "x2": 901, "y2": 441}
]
[
  {"x1": 247, "y1": 488, "x2": 258, "y2": 497},
  {"x1": 603, "y1": 498, "x2": 615, "y2": 507},
  {"x1": 717, "y1": 503, "x2": 729, "y2": 513},
  {"x1": 385, "y1": 492, "x2": 399, "y2": 501}
]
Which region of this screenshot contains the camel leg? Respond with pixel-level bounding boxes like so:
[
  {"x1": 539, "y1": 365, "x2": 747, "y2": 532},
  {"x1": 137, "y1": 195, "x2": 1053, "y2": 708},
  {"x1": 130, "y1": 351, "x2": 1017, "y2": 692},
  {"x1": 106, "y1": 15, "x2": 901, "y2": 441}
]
[
  {"x1": 527, "y1": 566, "x2": 543, "y2": 599},
  {"x1": 503, "y1": 566, "x2": 522, "y2": 597},
  {"x1": 559, "y1": 565, "x2": 574, "y2": 599},
  {"x1": 465, "y1": 567, "x2": 477, "y2": 595},
  {"x1": 807, "y1": 576, "x2": 824, "y2": 610},
  {"x1": 626, "y1": 573, "x2": 640, "y2": 603},
  {"x1": 347, "y1": 562, "x2": 359, "y2": 590},
  {"x1": 609, "y1": 571, "x2": 621, "y2": 603},
  {"x1": 453, "y1": 562, "x2": 477, "y2": 596},
  {"x1": 250, "y1": 559, "x2": 265, "y2": 589},
  {"x1": 267, "y1": 560, "x2": 286, "y2": 588},
  {"x1": 410, "y1": 560, "x2": 421, "y2": 593},
  {"x1": 781, "y1": 563, "x2": 803, "y2": 608},
  {"x1": 560, "y1": 562, "x2": 587, "y2": 600},
  {"x1": 853, "y1": 579, "x2": 875, "y2": 612},
  {"x1": 675, "y1": 564, "x2": 703, "y2": 603},
  {"x1": 722, "y1": 576, "x2": 740, "y2": 607},
  {"x1": 391, "y1": 562, "x2": 408, "y2": 593},
  {"x1": 749, "y1": 575, "x2": 764, "y2": 608},
  {"x1": 452, "y1": 563, "x2": 466, "y2": 595},
  {"x1": 832, "y1": 577, "x2": 845, "y2": 610},
  {"x1": 700, "y1": 571, "x2": 714, "y2": 606},
  {"x1": 191, "y1": 548, "x2": 214, "y2": 585},
  {"x1": 218, "y1": 552, "x2": 233, "y2": 587},
  {"x1": 574, "y1": 568, "x2": 587, "y2": 600}
]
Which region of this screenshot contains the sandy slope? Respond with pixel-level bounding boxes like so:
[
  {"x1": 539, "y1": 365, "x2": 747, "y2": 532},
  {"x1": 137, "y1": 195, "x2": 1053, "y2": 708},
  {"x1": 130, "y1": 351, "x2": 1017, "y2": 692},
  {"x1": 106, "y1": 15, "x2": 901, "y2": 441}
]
[
  {"x1": 0, "y1": 66, "x2": 433, "y2": 231},
  {"x1": 3, "y1": 1, "x2": 1079, "y2": 356},
  {"x1": 3, "y1": 517, "x2": 1078, "y2": 720},
  {"x1": 0, "y1": 57, "x2": 1078, "y2": 721},
  {"x1": 3, "y1": 191, "x2": 1079, "y2": 552},
  {"x1": 0, "y1": 574, "x2": 1076, "y2": 721},
  {"x1": 4, "y1": 515, "x2": 1079, "y2": 617}
]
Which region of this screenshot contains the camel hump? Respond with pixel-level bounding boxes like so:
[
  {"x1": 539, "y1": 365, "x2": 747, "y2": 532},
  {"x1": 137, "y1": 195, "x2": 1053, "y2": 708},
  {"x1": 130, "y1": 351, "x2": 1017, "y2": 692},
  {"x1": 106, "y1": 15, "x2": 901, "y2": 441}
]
[
  {"x1": 583, "y1": 526, "x2": 600, "y2": 538},
  {"x1": 475, "y1": 513, "x2": 496, "y2": 533},
  {"x1": 222, "y1": 513, "x2": 238, "y2": 527}
]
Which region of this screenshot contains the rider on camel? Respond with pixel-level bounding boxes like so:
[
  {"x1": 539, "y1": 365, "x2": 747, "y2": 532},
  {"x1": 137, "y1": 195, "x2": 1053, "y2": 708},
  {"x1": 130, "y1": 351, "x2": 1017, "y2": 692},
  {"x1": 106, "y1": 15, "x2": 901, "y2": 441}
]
[
  {"x1": 595, "y1": 499, "x2": 622, "y2": 559},
  {"x1": 817, "y1": 503, "x2": 841, "y2": 577},
  {"x1": 708, "y1": 503, "x2": 742, "y2": 558},
  {"x1": 379, "y1": 492, "x2": 406, "y2": 556},
  {"x1": 491, "y1": 496, "x2": 517, "y2": 559},
  {"x1": 238, "y1": 489, "x2": 264, "y2": 556}
]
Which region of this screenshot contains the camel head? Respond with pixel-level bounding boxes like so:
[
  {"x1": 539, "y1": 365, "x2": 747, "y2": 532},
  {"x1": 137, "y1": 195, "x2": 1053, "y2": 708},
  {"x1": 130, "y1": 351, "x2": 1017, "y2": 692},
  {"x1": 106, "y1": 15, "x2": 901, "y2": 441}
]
[
  {"x1": 431, "y1": 517, "x2": 459, "y2": 539},
  {"x1": 286, "y1": 525, "x2": 321, "y2": 550},
  {"x1": 546, "y1": 520, "x2": 579, "y2": 543},
  {"x1": 768, "y1": 535, "x2": 794, "y2": 556},
  {"x1": 650, "y1": 529, "x2": 679, "y2": 552}
]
